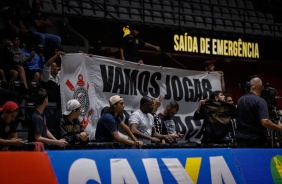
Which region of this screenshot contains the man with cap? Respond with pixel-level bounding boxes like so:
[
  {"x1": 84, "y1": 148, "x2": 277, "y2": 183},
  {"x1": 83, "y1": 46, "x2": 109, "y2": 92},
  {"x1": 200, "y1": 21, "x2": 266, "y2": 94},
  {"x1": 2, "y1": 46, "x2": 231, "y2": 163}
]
[
  {"x1": 28, "y1": 88, "x2": 68, "y2": 147},
  {"x1": 120, "y1": 24, "x2": 161, "y2": 64},
  {"x1": 57, "y1": 99, "x2": 88, "y2": 145},
  {"x1": 0, "y1": 101, "x2": 25, "y2": 150},
  {"x1": 204, "y1": 60, "x2": 225, "y2": 92},
  {"x1": 95, "y1": 95, "x2": 143, "y2": 148}
]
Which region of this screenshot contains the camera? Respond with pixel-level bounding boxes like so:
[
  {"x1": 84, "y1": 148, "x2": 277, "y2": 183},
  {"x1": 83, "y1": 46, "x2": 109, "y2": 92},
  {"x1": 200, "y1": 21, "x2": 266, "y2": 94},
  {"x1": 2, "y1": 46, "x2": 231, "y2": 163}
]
[{"x1": 260, "y1": 83, "x2": 278, "y2": 107}]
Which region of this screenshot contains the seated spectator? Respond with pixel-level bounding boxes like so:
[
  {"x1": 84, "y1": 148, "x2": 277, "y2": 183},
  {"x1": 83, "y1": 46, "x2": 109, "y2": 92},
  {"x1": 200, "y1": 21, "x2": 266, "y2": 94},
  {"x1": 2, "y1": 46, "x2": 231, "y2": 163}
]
[
  {"x1": 28, "y1": 88, "x2": 67, "y2": 147},
  {"x1": 129, "y1": 96, "x2": 171, "y2": 144},
  {"x1": 95, "y1": 95, "x2": 143, "y2": 148},
  {"x1": 3, "y1": 0, "x2": 30, "y2": 41},
  {"x1": 57, "y1": 99, "x2": 89, "y2": 145},
  {"x1": 41, "y1": 51, "x2": 64, "y2": 104},
  {"x1": 225, "y1": 93, "x2": 235, "y2": 105},
  {"x1": 0, "y1": 32, "x2": 14, "y2": 87},
  {"x1": 9, "y1": 35, "x2": 30, "y2": 90},
  {"x1": 0, "y1": 101, "x2": 25, "y2": 151},
  {"x1": 29, "y1": 0, "x2": 61, "y2": 46},
  {"x1": 158, "y1": 101, "x2": 184, "y2": 142},
  {"x1": 193, "y1": 91, "x2": 236, "y2": 143},
  {"x1": 22, "y1": 39, "x2": 45, "y2": 82}
]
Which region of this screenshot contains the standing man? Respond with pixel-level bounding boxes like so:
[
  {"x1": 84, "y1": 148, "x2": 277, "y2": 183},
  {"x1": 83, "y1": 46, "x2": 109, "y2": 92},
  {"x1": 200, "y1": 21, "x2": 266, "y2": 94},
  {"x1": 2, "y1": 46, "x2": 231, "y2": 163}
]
[
  {"x1": 193, "y1": 90, "x2": 235, "y2": 143},
  {"x1": 235, "y1": 76, "x2": 282, "y2": 148},
  {"x1": 0, "y1": 101, "x2": 25, "y2": 150},
  {"x1": 120, "y1": 25, "x2": 161, "y2": 64},
  {"x1": 204, "y1": 60, "x2": 225, "y2": 92},
  {"x1": 58, "y1": 99, "x2": 89, "y2": 145},
  {"x1": 158, "y1": 101, "x2": 184, "y2": 142},
  {"x1": 129, "y1": 96, "x2": 171, "y2": 144},
  {"x1": 95, "y1": 95, "x2": 143, "y2": 148},
  {"x1": 28, "y1": 88, "x2": 67, "y2": 147},
  {"x1": 41, "y1": 51, "x2": 64, "y2": 104}
]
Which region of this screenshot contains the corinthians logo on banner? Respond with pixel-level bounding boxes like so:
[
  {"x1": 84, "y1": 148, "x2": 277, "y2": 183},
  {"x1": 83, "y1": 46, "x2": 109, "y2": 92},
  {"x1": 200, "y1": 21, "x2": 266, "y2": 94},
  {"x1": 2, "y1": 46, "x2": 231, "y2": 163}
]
[{"x1": 65, "y1": 74, "x2": 92, "y2": 129}]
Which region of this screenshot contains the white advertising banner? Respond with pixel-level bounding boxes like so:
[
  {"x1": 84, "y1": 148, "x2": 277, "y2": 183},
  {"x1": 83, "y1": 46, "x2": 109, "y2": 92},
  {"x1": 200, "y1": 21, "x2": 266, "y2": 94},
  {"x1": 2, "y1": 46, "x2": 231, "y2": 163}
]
[{"x1": 60, "y1": 53, "x2": 221, "y2": 142}]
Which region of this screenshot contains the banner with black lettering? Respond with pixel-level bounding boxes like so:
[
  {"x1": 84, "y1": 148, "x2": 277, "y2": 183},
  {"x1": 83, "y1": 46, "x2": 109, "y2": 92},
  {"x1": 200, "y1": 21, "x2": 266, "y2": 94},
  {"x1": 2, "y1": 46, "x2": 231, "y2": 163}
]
[{"x1": 60, "y1": 54, "x2": 221, "y2": 142}]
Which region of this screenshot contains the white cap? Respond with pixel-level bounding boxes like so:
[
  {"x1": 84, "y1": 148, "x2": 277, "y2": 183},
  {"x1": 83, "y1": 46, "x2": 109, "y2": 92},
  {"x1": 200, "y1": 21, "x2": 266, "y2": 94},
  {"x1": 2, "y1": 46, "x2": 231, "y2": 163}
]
[
  {"x1": 63, "y1": 99, "x2": 81, "y2": 115},
  {"x1": 109, "y1": 95, "x2": 123, "y2": 105}
]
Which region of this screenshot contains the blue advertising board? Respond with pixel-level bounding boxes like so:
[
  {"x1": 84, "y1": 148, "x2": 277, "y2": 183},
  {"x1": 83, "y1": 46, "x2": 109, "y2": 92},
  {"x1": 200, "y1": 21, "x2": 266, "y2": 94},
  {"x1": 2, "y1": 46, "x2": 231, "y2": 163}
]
[
  {"x1": 233, "y1": 149, "x2": 282, "y2": 184},
  {"x1": 47, "y1": 148, "x2": 244, "y2": 184}
]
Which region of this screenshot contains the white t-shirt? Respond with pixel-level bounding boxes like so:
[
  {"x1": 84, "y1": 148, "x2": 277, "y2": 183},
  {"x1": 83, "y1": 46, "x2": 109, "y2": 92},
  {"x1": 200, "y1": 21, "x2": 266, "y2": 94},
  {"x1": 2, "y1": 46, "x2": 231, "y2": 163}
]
[{"x1": 129, "y1": 109, "x2": 154, "y2": 144}]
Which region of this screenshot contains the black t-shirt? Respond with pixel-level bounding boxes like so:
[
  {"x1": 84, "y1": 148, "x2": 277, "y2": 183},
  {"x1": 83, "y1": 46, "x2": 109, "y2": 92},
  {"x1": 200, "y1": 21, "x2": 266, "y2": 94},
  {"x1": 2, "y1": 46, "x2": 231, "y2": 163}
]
[
  {"x1": 122, "y1": 35, "x2": 145, "y2": 61},
  {"x1": 28, "y1": 109, "x2": 48, "y2": 142},
  {"x1": 29, "y1": 11, "x2": 48, "y2": 33},
  {"x1": 235, "y1": 92, "x2": 269, "y2": 141},
  {"x1": 0, "y1": 118, "x2": 17, "y2": 140}
]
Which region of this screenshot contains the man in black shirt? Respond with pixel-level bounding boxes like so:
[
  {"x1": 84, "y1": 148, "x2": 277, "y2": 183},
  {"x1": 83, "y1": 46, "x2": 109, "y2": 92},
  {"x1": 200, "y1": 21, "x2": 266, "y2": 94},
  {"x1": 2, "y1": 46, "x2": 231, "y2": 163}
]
[
  {"x1": 120, "y1": 25, "x2": 161, "y2": 64},
  {"x1": 235, "y1": 76, "x2": 282, "y2": 147}
]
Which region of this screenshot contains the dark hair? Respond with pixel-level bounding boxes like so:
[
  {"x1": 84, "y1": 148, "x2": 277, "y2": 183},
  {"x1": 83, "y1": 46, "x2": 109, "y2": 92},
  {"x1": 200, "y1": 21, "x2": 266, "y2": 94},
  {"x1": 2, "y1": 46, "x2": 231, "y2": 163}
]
[
  {"x1": 34, "y1": 88, "x2": 48, "y2": 106},
  {"x1": 209, "y1": 90, "x2": 222, "y2": 100},
  {"x1": 168, "y1": 101, "x2": 179, "y2": 110},
  {"x1": 140, "y1": 96, "x2": 152, "y2": 106}
]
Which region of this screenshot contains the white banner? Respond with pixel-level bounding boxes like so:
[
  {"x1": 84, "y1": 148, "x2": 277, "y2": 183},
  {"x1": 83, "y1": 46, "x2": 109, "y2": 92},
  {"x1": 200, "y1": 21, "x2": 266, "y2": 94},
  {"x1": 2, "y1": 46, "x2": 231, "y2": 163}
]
[{"x1": 60, "y1": 54, "x2": 221, "y2": 142}]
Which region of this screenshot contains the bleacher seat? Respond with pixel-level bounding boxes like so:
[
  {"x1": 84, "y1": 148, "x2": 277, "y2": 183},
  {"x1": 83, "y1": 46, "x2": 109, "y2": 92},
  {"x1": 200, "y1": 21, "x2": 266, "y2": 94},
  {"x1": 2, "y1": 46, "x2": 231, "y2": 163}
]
[
  {"x1": 130, "y1": 8, "x2": 142, "y2": 22},
  {"x1": 174, "y1": 14, "x2": 185, "y2": 27},
  {"x1": 144, "y1": 10, "x2": 154, "y2": 23},
  {"x1": 221, "y1": 7, "x2": 232, "y2": 20},
  {"x1": 228, "y1": 0, "x2": 237, "y2": 8},
  {"x1": 172, "y1": 1, "x2": 180, "y2": 12},
  {"x1": 152, "y1": 0, "x2": 162, "y2": 11},
  {"x1": 266, "y1": 13, "x2": 274, "y2": 24},
  {"x1": 163, "y1": 0, "x2": 173, "y2": 12},
  {"x1": 213, "y1": 18, "x2": 225, "y2": 31},
  {"x1": 118, "y1": 7, "x2": 130, "y2": 20},
  {"x1": 105, "y1": 6, "x2": 117, "y2": 20},
  {"x1": 234, "y1": 21, "x2": 244, "y2": 33},
  {"x1": 144, "y1": 0, "x2": 152, "y2": 10},
  {"x1": 236, "y1": 0, "x2": 245, "y2": 9},
  {"x1": 202, "y1": 5, "x2": 212, "y2": 17},
  {"x1": 253, "y1": 23, "x2": 262, "y2": 35},
  {"x1": 218, "y1": 0, "x2": 228, "y2": 7},
  {"x1": 275, "y1": 25, "x2": 282, "y2": 37},
  {"x1": 119, "y1": 0, "x2": 130, "y2": 7},
  {"x1": 41, "y1": 0, "x2": 56, "y2": 14},
  {"x1": 256, "y1": 12, "x2": 267, "y2": 24},
  {"x1": 195, "y1": 16, "x2": 205, "y2": 29},
  {"x1": 205, "y1": 17, "x2": 212, "y2": 30},
  {"x1": 192, "y1": 4, "x2": 202, "y2": 16},
  {"x1": 245, "y1": 11, "x2": 258, "y2": 23},
  {"x1": 181, "y1": 2, "x2": 192, "y2": 14},
  {"x1": 245, "y1": 22, "x2": 253, "y2": 34},
  {"x1": 152, "y1": 11, "x2": 164, "y2": 25},
  {"x1": 225, "y1": 20, "x2": 234, "y2": 32},
  {"x1": 245, "y1": 0, "x2": 254, "y2": 10},
  {"x1": 201, "y1": 0, "x2": 210, "y2": 4},
  {"x1": 262, "y1": 24, "x2": 273, "y2": 36},
  {"x1": 131, "y1": 0, "x2": 142, "y2": 8},
  {"x1": 68, "y1": 1, "x2": 82, "y2": 15},
  {"x1": 164, "y1": 12, "x2": 176, "y2": 26},
  {"x1": 184, "y1": 15, "x2": 196, "y2": 28},
  {"x1": 213, "y1": 6, "x2": 221, "y2": 19},
  {"x1": 82, "y1": 2, "x2": 94, "y2": 17},
  {"x1": 230, "y1": 9, "x2": 241, "y2": 21},
  {"x1": 210, "y1": 0, "x2": 219, "y2": 6}
]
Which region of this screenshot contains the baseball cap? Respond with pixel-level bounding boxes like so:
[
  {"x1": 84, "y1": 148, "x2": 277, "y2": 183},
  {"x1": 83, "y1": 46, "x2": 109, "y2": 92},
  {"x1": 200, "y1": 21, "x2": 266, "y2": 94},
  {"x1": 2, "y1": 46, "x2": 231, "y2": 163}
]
[
  {"x1": 63, "y1": 99, "x2": 81, "y2": 115},
  {"x1": 109, "y1": 95, "x2": 123, "y2": 105},
  {"x1": 0, "y1": 101, "x2": 19, "y2": 112},
  {"x1": 203, "y1": 60, "x2": 216, "y2": 67}
]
